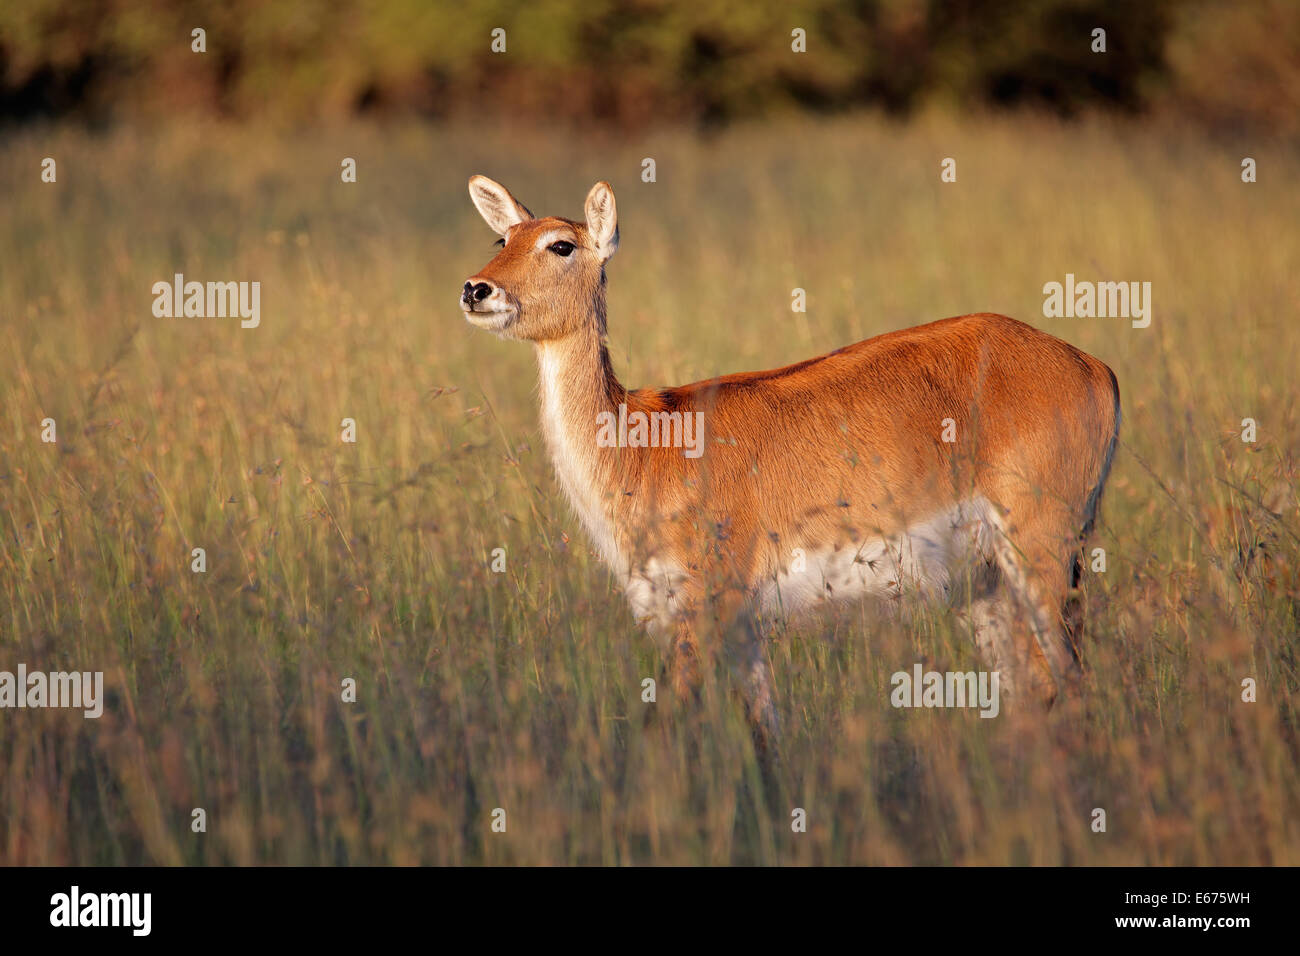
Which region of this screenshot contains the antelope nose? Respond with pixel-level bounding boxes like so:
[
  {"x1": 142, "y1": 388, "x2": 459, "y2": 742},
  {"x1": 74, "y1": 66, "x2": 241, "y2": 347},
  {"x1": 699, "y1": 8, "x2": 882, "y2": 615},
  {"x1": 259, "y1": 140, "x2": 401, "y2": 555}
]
[{"x1": 462, "y1": 281, "x2": 493, "y2": 304}]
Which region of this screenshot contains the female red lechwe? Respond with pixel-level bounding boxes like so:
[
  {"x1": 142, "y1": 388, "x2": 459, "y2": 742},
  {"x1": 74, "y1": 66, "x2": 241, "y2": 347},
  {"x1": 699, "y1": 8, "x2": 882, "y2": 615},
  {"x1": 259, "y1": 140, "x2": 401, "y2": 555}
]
[{"x1": 459, "y1": 175, "x2": 1120, "y2": 744}]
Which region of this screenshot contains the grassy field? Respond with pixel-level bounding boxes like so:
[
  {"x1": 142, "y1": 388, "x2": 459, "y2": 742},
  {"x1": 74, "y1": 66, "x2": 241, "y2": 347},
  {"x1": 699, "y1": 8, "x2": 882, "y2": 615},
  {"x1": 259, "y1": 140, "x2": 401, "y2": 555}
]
[{"x1": 1, "y1": 113, "x2": 1297, "y2": 865}]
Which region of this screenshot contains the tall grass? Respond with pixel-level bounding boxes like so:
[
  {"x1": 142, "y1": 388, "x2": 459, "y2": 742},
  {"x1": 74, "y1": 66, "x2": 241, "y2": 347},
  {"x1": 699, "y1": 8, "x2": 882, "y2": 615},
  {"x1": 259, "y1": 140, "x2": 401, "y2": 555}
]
[{"x1": 1, "y1": 112, "x2": 1297, "y2": 864}]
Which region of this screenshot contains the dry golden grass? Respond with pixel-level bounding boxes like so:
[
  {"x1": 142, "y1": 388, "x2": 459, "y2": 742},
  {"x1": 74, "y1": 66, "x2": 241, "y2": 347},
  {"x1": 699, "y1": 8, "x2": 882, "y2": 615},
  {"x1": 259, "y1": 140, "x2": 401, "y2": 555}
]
[{"x1": 1, "y1": 112, "x2": 1297, "y2": 864}]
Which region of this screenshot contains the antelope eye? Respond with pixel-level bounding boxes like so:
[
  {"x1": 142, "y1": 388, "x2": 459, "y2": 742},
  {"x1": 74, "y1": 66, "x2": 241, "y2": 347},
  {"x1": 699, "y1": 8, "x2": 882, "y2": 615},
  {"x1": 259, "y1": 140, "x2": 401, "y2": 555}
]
[
  {"x1": 549, "y1": 241, "x2": 575, "y2": 257},
  {"x1": 494, "y1": 238, "x2": 505, "y2": 247}
]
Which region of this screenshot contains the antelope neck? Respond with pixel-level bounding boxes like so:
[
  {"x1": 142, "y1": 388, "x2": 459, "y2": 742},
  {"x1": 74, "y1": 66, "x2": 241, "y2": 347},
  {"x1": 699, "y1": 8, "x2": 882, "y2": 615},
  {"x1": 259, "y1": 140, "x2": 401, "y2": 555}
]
[{"x1": 534, "y1": 324, "x2": 631, "y2": 572}]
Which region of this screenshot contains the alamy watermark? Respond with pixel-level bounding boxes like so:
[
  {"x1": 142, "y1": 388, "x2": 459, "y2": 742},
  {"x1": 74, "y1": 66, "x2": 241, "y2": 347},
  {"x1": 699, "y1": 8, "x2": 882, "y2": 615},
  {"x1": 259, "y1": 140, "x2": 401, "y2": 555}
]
[
  {"x1": 50, "y1": 886, "x2": 150, "y2": 936},
  {"x1": 1043, "y1": 273, "x2": 1151, "y2": 328},
  {"x1": 0, "y1": 665, "x2": 104, "y2": 718},
  {"x1": 152, "y1": 273, "x2": 260, "y2": 328},
  {"x1": 890, "y1": 663, "x2": 1000, "y2": 718},
  {"x1": 595, "y1": 403, "x2": 705, "y2": 458}
]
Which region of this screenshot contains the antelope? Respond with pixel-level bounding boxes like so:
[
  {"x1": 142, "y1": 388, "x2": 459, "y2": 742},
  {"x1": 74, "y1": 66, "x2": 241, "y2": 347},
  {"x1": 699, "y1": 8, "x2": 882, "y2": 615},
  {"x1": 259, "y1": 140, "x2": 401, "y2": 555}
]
[{"x1": 459, "y1": 175, "x2": 1120, "y2": 745}]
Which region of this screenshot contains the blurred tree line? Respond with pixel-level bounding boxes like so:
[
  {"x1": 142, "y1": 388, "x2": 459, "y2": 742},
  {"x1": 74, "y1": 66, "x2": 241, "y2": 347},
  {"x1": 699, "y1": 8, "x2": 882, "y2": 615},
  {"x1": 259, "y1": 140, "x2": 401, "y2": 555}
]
[{"x1": 1, "y1": 0, "x2": 1296, "y2": 133}]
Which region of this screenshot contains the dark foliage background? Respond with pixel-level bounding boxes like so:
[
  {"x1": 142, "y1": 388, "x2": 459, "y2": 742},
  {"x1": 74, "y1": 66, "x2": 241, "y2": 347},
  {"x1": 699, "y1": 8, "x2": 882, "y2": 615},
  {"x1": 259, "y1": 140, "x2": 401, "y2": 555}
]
[{"x1": 2, "y1": 0, "x2": 1296, "y2": 133}]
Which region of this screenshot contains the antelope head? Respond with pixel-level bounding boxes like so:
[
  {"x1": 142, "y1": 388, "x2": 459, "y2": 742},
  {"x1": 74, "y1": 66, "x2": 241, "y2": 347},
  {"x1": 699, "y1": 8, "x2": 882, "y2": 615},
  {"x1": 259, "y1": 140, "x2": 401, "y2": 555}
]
[{"x1": 460, "y1": 175, "x2": 619, "y2": 342}]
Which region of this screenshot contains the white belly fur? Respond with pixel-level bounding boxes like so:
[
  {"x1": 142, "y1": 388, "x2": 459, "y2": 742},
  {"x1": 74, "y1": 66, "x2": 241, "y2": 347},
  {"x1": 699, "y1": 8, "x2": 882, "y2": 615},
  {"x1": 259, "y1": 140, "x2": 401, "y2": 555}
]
[
  {"x1": 613, "y1": 497, "x2": 997, "y2": 638},
  {"x1": 759, "y1": 496, "x2": 997, "y2": 615}
]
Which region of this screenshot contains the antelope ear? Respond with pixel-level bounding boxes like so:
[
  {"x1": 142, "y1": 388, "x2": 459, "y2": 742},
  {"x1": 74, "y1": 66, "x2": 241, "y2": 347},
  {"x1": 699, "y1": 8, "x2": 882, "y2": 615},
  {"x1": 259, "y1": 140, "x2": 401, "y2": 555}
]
[
  {"x1": 584, "y1": 181, "x2": 618, "y2": 262},
  {"x1": 468, "y1": 175, "x2": 534, "y2": 236}
]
